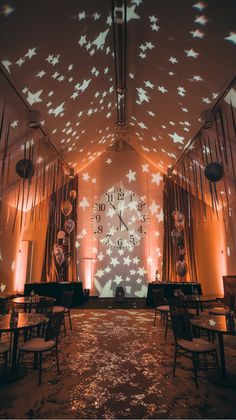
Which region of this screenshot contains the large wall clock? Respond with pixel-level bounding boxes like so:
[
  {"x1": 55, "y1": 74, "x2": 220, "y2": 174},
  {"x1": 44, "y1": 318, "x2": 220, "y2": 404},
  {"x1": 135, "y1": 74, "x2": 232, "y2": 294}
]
[{"x1": 91, "y1": 186, "x2": 150, "y2": 249}]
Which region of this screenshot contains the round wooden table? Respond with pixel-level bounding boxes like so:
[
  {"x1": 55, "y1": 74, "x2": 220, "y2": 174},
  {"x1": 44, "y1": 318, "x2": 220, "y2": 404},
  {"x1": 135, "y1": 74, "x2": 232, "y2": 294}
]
[
  {"x1": 0, "y1": 313, "x2": 47, "y2": 375},
  {"x1": 11, "y1": 296, "x2": 55, "y2": 313},
  {"x1": 191, "y1": 314, "x2": 236, "y2": 387},
  {"x1": 184, "y1": 295, "x2": 216, "y2": 316}
]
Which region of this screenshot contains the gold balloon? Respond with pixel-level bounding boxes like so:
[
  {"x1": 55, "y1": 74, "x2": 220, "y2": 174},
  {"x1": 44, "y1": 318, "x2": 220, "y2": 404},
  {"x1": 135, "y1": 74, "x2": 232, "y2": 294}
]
[
  {"x1": 61, "y1": 200, "x2": 72, "y2": 216},
  {"x1": 64, "y1": 219, "x2": 75, "y2": 234},
  {"x1": 69, "y1": 190, "x2": 77, "y2": 200}
]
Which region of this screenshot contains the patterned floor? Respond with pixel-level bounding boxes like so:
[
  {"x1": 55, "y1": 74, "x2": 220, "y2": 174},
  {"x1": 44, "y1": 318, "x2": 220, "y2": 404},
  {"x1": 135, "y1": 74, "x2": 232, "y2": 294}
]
[{"x1": 0, "y1": 309, "x2": 236, "y2": 419}]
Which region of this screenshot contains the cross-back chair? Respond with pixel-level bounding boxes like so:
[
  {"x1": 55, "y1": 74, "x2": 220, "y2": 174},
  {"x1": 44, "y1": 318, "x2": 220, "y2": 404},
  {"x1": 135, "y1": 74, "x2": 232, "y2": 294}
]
[
  {"x1": 171, "y1": 312, "x2": 220, "y2": 388},
  {"x1": 17, "y1": 312, "x2": 64, "y2": 385},
  {"x1": 152, "y1": 289, "x2": 169, "y2": 327},
  {"x1": 53, "y1": 290, "x2": 73, "y2": 335},
  {"x1": 209, "y1": 293, "x2": 235, "y2": 316}
]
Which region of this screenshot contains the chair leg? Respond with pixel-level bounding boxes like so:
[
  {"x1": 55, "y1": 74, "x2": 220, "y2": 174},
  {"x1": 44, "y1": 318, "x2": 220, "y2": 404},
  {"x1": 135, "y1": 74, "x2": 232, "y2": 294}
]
[
  {"x1": 4, "y1": 352, "x2": 8, "y2": 384},
  {"x1": 164, "y1": 315, "x2": 169, "y2": 340},
  {"x1": 63, "y1": 317, "x2": 66, "y2": 336},
  {"x1": 38, "y1": 353, "x2": 42, "y2": 386},
  {"x1": 192, "y1": 353, "x2": 198, "y2": 388},
  {"x1": 215, "y1": 350, "x2": 221, "y2": 384},
  {"x1": 154, "y1": 309, "x2": 157, "y2": 326},
  {"x1": 34, "y1": 353, "x2": 38, "y2": 370},
  {"x1": 17, "y1": 349, "x2": 22, "y2": 367},
  {"x1": 173, "y1": 346, "x2": 177, "y2": 377},
  {"x1": 55, "y1": 347, "x2": 60, "y2": 375},
  {"x1": 68, "y1": 310, "x2": 72, "y2": 330}
]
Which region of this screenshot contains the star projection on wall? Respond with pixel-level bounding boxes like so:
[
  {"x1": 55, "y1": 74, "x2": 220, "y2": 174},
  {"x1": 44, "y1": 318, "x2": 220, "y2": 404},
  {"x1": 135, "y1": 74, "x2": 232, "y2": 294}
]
[
  {"x1": 0, "y1": 0, "x2": 235, "y2": 176},
  {"x1": 76, "y1": 149, "x2": 163, "y2": 297}
]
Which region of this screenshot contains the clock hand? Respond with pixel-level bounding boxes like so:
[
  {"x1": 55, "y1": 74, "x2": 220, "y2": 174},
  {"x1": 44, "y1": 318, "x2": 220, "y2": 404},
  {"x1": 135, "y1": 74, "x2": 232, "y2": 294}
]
[
  {"x1": 118, "y1": 211, "x2": 129, "y2": 231},
  {"x1": 108, "y1": 201, "x2": 129, "y2": 231}
]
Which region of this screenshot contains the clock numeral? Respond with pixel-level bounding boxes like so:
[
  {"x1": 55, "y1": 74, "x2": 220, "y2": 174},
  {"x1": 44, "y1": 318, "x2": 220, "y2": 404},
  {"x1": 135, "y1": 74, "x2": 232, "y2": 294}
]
[
  {"x1": 96, "y1": 225, "x2": 103, "y2": 234},
  {"x1": 141, "y1": 214, "x2": 146, "y2": 222},
  {"x1": 117, "y1": 238, "x2": 123, "y2": 249},
  {"x1": 130, "y1": 194, "x2": 135, "y2": 202},
  {"x1": 106, "y1": 193, "x2": 114, "y2": 203},
  {"x1": 105, "y1": 234, "x2": 111, "y2": 245},
  {"x1": 129, "y1": 235, "x2": 135, "y2": 245},
  {"x1": 138, "y1": 225, "x2": 143, "y2": 234},
  {"x1": 137, "y1": 202, "x2": 145, "y2": 211},
  {"x1": 97, "y1": 204, "x2": 106, "y2": 211},
  {"x1": 95, "y1": 215, "x2": 101, "y2": 223},
  {"x1": 117, "y1": 191, "x2": 124, "y2": 200}
]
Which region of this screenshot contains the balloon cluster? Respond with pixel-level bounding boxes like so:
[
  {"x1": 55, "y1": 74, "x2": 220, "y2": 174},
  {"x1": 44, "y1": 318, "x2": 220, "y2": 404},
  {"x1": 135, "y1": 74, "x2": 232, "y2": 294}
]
[
  {"x1": 53, "y1": 190, "x2": 76, "y2": 280},
  {"x1": 171, "y1": 210, "x2": 188, "y2": 279}
]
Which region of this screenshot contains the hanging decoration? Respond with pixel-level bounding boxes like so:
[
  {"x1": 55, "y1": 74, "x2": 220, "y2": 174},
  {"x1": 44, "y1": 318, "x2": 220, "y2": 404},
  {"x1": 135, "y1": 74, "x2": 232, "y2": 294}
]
[
  {"x1": 61, "y1": 200, "x2": 72, "y2": 216},
  {"x1": 69, "y1": 189, "x2": 77, "y2": 200},
  {"x1": 15, "y1": 158, "x2": 35, "y2": 179},
  {"x1": 57, "y1": 230, "x2": 66, "y2": 240},
  {"x1": 64, "y1": 218, "x2": 75, "y2": 234},
  {"x1": 171, "y1": 209, "x2": 188, "y2": 280},
  {"x1": 204, "y1": 162, "x2": 223, "y2": 182},
  {"x1": 53, "y1": 244, "x2": 65, "y2": 266}
]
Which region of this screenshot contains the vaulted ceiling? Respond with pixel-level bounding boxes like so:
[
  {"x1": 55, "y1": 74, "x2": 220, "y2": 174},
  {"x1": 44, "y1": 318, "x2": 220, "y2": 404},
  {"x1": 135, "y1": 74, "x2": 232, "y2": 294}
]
[{"x1": 0, "y1": 0, "x2": 236, "y2": 176}]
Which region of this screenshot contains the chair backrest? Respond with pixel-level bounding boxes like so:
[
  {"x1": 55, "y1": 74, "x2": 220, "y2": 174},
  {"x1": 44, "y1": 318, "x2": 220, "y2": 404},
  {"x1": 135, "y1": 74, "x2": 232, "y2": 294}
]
[
  {"x1": 61, "y1": 291, "x2": 73, "y2": 309},
  {"x1": 170, "y1": 312, "x2": 193, "y2": 342},
  {"x1": 226, "y1": 293, "x2": 236, "y2": 311},
  {"x1": 152, "y1": 289, "x2": 165, "y2": 307},
  {"x1": 45, "y1": 313, "x2": 64, "y2": 342},
  {"x1": 36, "y1": 300, "x2": 54, "y2": 316},
  {"x1": 169, "y1": 297, "x2": 188, "y2": 314}
]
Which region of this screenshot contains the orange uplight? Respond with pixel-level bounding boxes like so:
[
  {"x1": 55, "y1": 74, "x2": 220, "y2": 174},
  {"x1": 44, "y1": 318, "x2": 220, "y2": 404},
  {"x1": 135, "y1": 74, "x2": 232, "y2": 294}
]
[
  {"x1": 215, "y1": 222, "x2": 227, "y2": 296},
  {"x1": 81, "y1": 258, "x2": 97, "y2": 293},
  {"x1": 14, "y1": 239, "x2": 28, "y2": 292}
]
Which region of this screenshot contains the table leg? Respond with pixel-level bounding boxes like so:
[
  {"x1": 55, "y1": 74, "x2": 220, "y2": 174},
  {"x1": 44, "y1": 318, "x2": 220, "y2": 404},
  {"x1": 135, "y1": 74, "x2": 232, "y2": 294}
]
[
  {"x1": 11, "y1": 329, "x2": 19, "y2": 373},
  {"x1": 218, "y1": 332, "x2": 226, "y2": 379}
]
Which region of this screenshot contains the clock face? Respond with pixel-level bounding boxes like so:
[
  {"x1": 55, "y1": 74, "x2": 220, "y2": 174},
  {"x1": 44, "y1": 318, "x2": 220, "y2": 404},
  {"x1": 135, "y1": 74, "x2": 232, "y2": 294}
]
[{"x1": 91, "y1": 187, "x2": 150, "y2": 249}]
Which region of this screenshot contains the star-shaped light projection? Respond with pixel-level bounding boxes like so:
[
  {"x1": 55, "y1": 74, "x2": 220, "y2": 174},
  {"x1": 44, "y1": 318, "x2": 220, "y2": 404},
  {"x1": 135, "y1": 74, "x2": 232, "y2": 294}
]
[
  {"x1": 149, "y1": 200, "x2": 159, "y2": 215},
  {"x1": 126, "y1": 169, "x2": 136, "y2": 182},
  {"x1": 151, "y1": 172, "x2": 162, "y2": 186},
  {"x1": 209, "y1": 319, "x2": 216, "y2": 326},
  {"x1": 185, "y1": 48, "x2": 199, "y2": 58},
  {"x1": 0, "y1": 282, "x2": 6, "y2": 293},
  {"x1": 225, "y1": 32, "x2": 236, "y2": 45},
  {"x1": 1, "y1": 4, "x2": 15, "y2": 16},
  {"x1": 136, "y1": 87, "x2": 150, "y2": 104},
  {"x1": 25, "y1": 47, "x2": 36, "y2": 59},
  {"x1": 169, "y1": 56, "x2": 178, "y2": 64},
  {"x1": 127, "y1": 4, "x2": 140, "y2": 22},
  {"x1": 79, "y1": 197, "x2": 89, "y2": 210},
  {"x1": 26, "y1": 89, "x2": 43, "y2": 105},
  {"x1": 168, "y1": 132, "x2": 185, "y2": 144},
  {"x1": 194, "y1": 15, "x2": 208, "y2": 25},
  {"x1": 190, "y1": 29, "x2": 205, "y2": 38},
  {"x1": 82, "y1": 172, "x2": 90, "y2": 182}
]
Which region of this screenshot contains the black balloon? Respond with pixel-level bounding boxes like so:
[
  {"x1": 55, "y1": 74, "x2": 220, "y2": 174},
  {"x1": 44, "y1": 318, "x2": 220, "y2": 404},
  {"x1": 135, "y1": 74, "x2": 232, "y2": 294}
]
[
  {"x1": 204, "y1": 162, "x2": 223, "y2": 182},
  {"x1": 15, "y1": 159, "x2": 35, "y2": 179}
]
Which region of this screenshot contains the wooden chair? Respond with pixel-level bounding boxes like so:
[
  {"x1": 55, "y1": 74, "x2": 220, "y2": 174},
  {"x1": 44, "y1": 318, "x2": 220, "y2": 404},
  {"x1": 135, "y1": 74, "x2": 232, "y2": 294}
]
[
  {"x1": 171, "y1": 312, "x2": 220, "y2": 388},
  {"x1": 52, "y1": 291, "x2": 73, "y2": 335},
  {"x1": 152, "y1": 289, "x2": 169, "y2": 327},
  {"x1": 164, "y1": 297, "x2": 188, "y2": 340},
  {"x1": 209, "y1": 294, "x2": 235, "y2": 316},
  {"x1": 0, "y1": 341, "x2": 10, "y2": 385},
  {"x1": 17, "y1": 312, "x2": 63, "y2": 385}
]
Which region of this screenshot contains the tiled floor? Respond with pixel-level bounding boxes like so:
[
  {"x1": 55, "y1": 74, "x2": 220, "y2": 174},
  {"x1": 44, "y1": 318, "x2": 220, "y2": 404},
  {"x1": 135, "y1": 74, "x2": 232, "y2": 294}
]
[{"x1": 0, "y1": 309, "x2": 236, "y2": 419}]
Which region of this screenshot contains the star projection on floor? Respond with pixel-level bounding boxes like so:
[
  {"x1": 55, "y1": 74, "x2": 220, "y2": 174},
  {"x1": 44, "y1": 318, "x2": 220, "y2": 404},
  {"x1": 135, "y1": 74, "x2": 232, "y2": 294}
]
[{"x1": 0, "y1": 0, "x2": 235, "y2": 175}]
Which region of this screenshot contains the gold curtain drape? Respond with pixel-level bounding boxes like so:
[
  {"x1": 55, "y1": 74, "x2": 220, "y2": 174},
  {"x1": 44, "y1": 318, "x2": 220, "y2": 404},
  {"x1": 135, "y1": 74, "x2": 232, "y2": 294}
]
[
  {"x1": 162, "y1": 175, "x2": 199, "y2": 283},
  {"x1": 41, "y1": 176, "x2": 78, "y2": 282}
]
